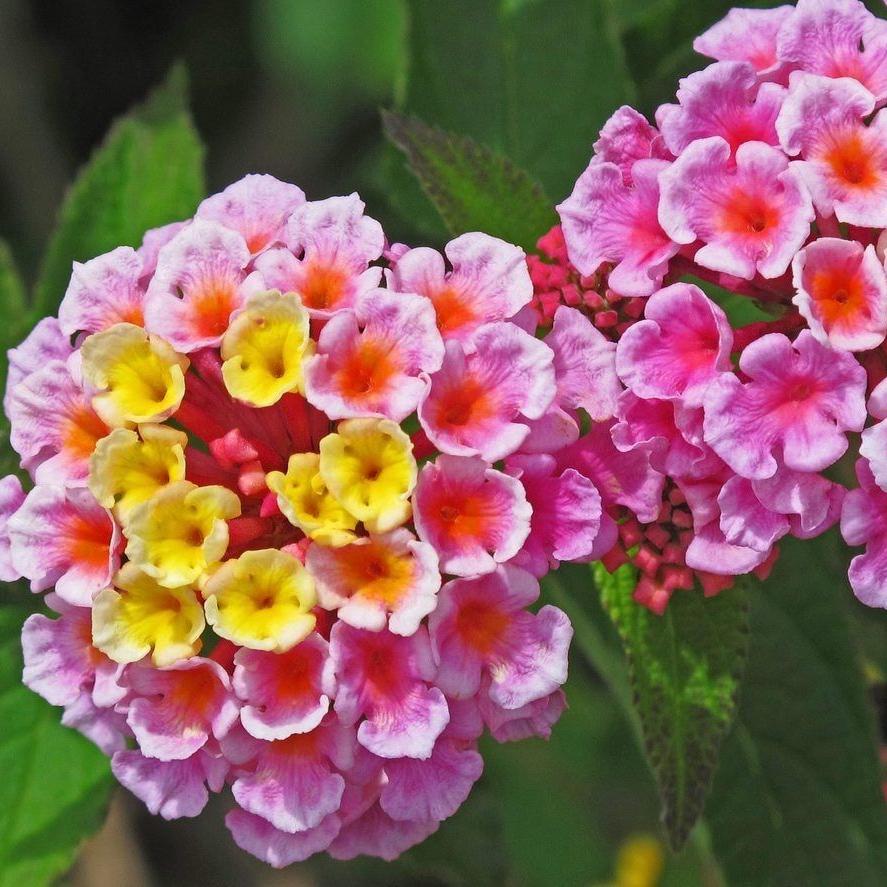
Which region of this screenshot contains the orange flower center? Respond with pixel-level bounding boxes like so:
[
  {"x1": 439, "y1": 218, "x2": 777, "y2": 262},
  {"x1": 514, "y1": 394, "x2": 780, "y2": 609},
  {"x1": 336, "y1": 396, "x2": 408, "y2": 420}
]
[
  {"x1": 456, "y1": 600, "x2": 509, "y2": 656},
  {"x1": 62, "y1": 404, "x2": 108, "y2": 461},
  {"x1": 721, "y1": 188, "x2": 780, "y2": 236},
  {"x1": 431, "y1": 285, "x2": 477, "y2": 336},
  {"x1": 824, "y1": 130, "x2": 880, "y2": 189},
  {"x1": 192, "y1": 276, "x2": 241, "y2": 338},
  {"x1": 299, "y1": 263, "x2": 349, "y2": 311},
  {"x1": 333, "y1": 540, "x2": 414, "y2": 606},
  {"x1": 337, "y1": 337, "x2": 398, "y2": 399},
  {"x1": 809, "y1": 264, "x2": 868, "y2": 327},
  {"x1": 434, "y1": 378, "x2": 494, "y2": 429}
]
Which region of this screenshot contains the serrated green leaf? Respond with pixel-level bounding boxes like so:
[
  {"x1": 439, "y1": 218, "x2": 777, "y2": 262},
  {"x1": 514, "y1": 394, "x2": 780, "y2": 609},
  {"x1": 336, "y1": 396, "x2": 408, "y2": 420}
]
[
  {"x1": 0, "y1": 606, "x2": 113, "y2": 886},
  {"x1": 34, "y1": 65, "x2": 206, "y2": 317},
  {"x1": 597, "y1": 564, "x2": 749, "y2": 850},
  {"x1": 382, "y1": 111, "x2": 555, "y2": 251},
  {"x1": 706, "y1": 534, "x2": 887, "y2": 886}
]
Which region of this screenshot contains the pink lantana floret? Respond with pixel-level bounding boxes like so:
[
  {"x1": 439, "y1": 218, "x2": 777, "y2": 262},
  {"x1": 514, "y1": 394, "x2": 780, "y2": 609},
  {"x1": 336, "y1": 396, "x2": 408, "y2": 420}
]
[
  {"x1": 777, "y1": 0, "x2": 887, "y2": 101},
  {"x1": 306, "y1": 529, "x2": 441, "y2": 636},
  {"x1": 125, "y1": 657, "x2": 239, "y2": 761},
  {"x1": 7, "y1": 359, "x2": 107, "y2": 485},
  {"x1": 379, "y1": 736, "x2": 483, "y2": 824},
  {"x1": 616, "y1": 283, "x2": 733, "y2": 407},
  {"x1": 328, "y1": 803, "x2": 438, "y2": 862},
  {"x1": 330, "y1": 623, "x2": 449, "y2": 760},
  {"x1": 112, "y1": 748, "x2": 229, "y2": 820},
  {"x1": 504, "y1": 453, "x2": 605, "y2": 577},
  {"x1": 59, "y1": 246, "x2": 147, "y2": 337},
  {"x1": 254, "y1": 193, "x2": 384, "y2": 318},
  {"x1": 22, "y1": 600, "x2": 124, "y2": 709},
  {"x1": 792, "y1": 237, "x2": 887, "y2": 351},
  {"x1": 656, "y1": 62, "x2": 786, "y2": 156},
  {"x1": 196, "y1": 173, "x2": 305, "y2": 254},
  {"x1": 387, "y1": 232, "x2": 532, "y2": 343},
  {"x1": 777, "y1": 73, "x2": 887, "y2": 227},
  {"x1": 226, "y1": 809, "x2": 342, "y2": 868},
  {"x1": 557, "y1": 158, "x2": 679, "y2": 296},
  {"x1": 545, "y1": 305, "x2": 622, "y2": 422},
  {"x1": 4, "y1": 318, "x2": 73, "y2": 412},
  {"x1": 693, "y1": 6, "x2": 794, "y2": 81},
  {"x1": 230, "y1": 722, "x2": 352, "y2": 834},
  {"x1": 592, "y1": 106, "x2": 672, "y2": 184},
  {"x1": 842, "y1": 458, "x2": 887, "y2": 607},
  {"x1": 429, "y1": 566, "x2": 572, "y2": 710},
  {"x1": 418, "y1": 323, "x2": 556, "y2": 462},
  {"x1": 659, "y1": 137, "x2": 814, "y2": 280},
  {"x1": 557, "y1": 421, "x2": 665, "y2": 523},
  {"x1": 0, "y1": 474, "x2": 24, "y2": 582},
  {"x1": 145, "y1": 218, "x2": 252, "y2": 352},
  {"x1": 233, "y1": 635, "x2": 336, "y2": 740},
  {"x1": 8, "y1": 485, "x2": 119, "y2": 604},
  {"x1": 413, "y1": 455, "x2": 531, "y2": 577},
  {"x1": 304, "y1": 288, "x2": 444, "y2": 421},
  {"x1": 703, "y1": 330, "x2": 867, "y2": 479}
]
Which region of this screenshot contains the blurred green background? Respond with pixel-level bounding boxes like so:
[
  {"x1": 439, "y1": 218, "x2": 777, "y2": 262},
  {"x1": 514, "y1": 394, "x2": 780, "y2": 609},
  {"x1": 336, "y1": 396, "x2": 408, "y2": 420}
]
[{"x1": 3, "y1": 2, "x2": 885, "y2": 885}]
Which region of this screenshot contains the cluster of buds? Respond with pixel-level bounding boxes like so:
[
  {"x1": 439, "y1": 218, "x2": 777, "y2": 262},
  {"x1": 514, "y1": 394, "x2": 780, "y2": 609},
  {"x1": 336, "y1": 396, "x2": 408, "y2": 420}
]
[
  {"x1": 0, "y1": 173, "x2": 633, "y2": 865},
  {"x1": 526, "y1": 226, "x2": 647, "y2": 337},
  {"x1": 548, "y1": 0, "x2": 887, "y2": 614}
]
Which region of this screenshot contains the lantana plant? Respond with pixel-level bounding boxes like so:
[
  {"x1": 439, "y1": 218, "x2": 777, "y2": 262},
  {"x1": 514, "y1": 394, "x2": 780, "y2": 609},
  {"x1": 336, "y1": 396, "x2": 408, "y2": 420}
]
[{"x1": 5, "y1": 0, "x2": 887, "y2": 879}]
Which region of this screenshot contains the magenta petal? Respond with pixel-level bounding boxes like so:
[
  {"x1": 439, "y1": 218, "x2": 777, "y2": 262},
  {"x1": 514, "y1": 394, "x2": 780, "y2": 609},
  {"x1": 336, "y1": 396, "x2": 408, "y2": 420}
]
[
  {"x1": 227, "y1": 809, "x2": 341, "y2": 867},
  {"x1": 328, "y1": 802, "x2": 439, "y2": 861},
  {"x1": 112, "y1": 748, "x2": 228, "y2": 819},
  {"x1": 616, "y1": 282, "x2": 732, "y2": 407},
  {"x1": 380, "y1": 738, "x2": 483, "y2": 823},
  {"x1": 557, "y1": 158, "x2": 678, "y2": 296}
]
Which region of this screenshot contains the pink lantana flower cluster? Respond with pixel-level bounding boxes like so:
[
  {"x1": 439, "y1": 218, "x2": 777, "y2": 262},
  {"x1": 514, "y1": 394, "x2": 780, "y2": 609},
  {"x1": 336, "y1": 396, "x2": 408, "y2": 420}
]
[
  {"x1": 0, "y1": 173, "x2": 626, "y2": 865},
  {"x1": 552, "y1": 0, "x2": 887, "y2": 614}
]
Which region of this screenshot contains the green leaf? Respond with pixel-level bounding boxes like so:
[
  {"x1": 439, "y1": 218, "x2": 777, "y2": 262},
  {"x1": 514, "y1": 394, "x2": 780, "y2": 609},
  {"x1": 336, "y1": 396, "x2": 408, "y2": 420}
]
[
  {"x1": 0, "y1": 242, "x2": 28, "y2": 357},
  {"x1": 0, "y1": 243, "x2": 30, "y2": 481},
  {"x1": 706, "y1": 534, "x2": 887, "y2": 886},
  {"x1": 382, "y1": 111, "x2": 555, "y2": 251},
  {"x1": 597, "y1": 563, "x2": 750, "y2": 850},
  {"x1": 401, "y1": 0, "x2": 635, "y2": 201},
  {"x1": 0, "y1": 605, "x2": 113, "y2": 886},
  {"x1": 34, "y1": 65, "x2": 206, "y2": 317}
]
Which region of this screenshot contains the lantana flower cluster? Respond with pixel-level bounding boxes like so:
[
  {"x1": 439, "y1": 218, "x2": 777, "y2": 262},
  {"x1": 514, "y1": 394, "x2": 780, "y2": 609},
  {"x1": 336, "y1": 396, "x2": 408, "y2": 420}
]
[
  {"x1": 0, "y1": 174, "x2": 634, "y2": 865},
  {"x1": 549, "y1": 0, "x2": 887, "y2": 614}
]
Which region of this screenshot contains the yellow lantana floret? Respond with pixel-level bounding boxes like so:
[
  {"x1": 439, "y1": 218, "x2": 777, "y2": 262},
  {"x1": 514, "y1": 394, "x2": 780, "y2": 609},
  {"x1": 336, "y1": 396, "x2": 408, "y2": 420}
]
[
  {"x1": 203, "y1": 548, "x2": 316, "y2": 652},
  {"x1": 91, "y1": 563, "x2": 205, "y2": 666},
  {"x1": 125, "y1": 480, "x2": 241, "y2": 588},
  {"x1": 319, "y1": 418, "x2": 416, "y2": 534},
  {"x1": 89, "y1": 424, "x2": 187, "y2": 523},
  {"x1": 266, "y1": 452, "x2": 357, "y2": 547},
  {"x1": 221, "y1": 290, "x2": 312, "y2": 407},
  {"x1": 80, "y1": 323, "x2": 189, "y2": 427}
]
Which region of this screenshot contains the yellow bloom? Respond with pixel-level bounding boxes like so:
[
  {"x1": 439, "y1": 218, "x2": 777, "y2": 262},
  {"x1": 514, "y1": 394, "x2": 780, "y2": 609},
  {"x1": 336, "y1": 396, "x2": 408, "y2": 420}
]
[
  {"x1": 615, "y1": 834, "x2": 665, "y2": 887},
  {"x1": 203, "y1": 548, "x2": 316, "y2": 651},
  {"x1": 80, "y1": 323, "x2": 189, "y2": 427},
  {"x1": 125, "y1": 480, "x2": 241, "y2": 588},
  {"x1": 266, "y1": 452, "x2": 357, "y2": 547},
  {"x1": 89, "y1": 424, "x2": 187, "y2": 523},
  {"x1": 221, "y1": 290, "x2": 312, "y2": 407},
  {"x1": 319, "y1": 418, "x2": 416, "y2": 533},
  {"x1": 91, "y1": 563, "x2": 205, "y2": 666}
]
